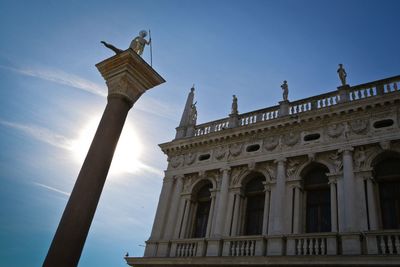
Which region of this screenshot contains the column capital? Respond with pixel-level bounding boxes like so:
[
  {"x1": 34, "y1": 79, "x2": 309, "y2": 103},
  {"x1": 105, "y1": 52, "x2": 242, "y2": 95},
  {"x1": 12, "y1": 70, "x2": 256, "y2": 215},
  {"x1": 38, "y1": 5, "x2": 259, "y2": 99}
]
[
  {"x1": 219, "y1": 166, "x2": 231, "y2": 173},
  {"x1": 339, "y1": 146, "x2": 354, "y2": 155},
  {"x1": 96, "y1": 49, "x2": 165, "y2": 106},
  {"x1": 174, "y1": 174, "x2": 185, "y2": 182},
  {"x1": 274, "y1": 157, "x2": 287, "y2": 164}
]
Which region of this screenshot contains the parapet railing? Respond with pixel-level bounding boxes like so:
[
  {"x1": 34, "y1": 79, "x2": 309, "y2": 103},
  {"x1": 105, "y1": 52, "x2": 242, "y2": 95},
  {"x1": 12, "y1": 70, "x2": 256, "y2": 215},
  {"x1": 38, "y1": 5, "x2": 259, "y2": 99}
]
[{"x1": 193, "y1": 75, "x2": 400, "y2": 138}]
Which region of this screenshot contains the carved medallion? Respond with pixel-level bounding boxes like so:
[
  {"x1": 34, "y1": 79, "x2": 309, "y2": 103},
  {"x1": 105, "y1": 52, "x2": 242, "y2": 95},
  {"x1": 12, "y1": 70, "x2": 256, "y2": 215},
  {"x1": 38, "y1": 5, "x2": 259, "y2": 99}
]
[
  {"x1": 350, "y1": 119, "x2": 369, "y2": 134},
  {"x1": 184, "y1": 152, "x2": 196, "y2": 166},
  {"x1": 229, "y1": 143, "x2": 243, "y2": 157},
  {"x1": 263, "y1": 136, "x2": 279, "y2": 151},
  {"x1": 214, "y1": 146, "x2": 227, "y2": 160},
  {"x1": 283, "y1": 132, "x2": 299, "y2": 146},
  {"x1": 327, "y1": 123, "x2": 344, "y2": 138},
  {"x1": 169, "y1": 155, "x2": 183, "y2": 168}
]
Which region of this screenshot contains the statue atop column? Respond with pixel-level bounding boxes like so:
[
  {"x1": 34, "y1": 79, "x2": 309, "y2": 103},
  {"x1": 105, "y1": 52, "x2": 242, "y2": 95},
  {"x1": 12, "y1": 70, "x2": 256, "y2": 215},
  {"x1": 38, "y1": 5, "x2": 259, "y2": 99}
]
[
  {"x1": 281, "y1": 80, "x2": 289, "y2": 101},
  {"x1": 101, "y1": 30, "x2": 151, "y2": 56},
  {"x1": 231, "y1": 95, "x2": 238, "y2": 115},
  {"x1": 337, "y1": 64, "x2": 347, "y2": 86}
]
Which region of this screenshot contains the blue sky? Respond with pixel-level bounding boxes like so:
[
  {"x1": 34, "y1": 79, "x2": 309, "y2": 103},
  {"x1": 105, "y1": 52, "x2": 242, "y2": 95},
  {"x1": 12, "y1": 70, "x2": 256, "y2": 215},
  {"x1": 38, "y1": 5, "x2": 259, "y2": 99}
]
[{"x1": 0, "y1": 0, "x2": 399, "y2": 266}]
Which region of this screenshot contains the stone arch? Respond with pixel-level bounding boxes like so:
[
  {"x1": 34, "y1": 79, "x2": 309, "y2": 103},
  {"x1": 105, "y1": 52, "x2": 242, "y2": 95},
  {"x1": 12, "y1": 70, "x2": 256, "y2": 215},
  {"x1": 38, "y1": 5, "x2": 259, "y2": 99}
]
[
  {"x1": 298, "y1": 160, "x2": 332, "y2": 180},
  {"x1": 370, "y1": 150, "x2": 400, "y2": 170},
  {"x1": 190, "y1": 176, "x2": 216, "y2": 195},
  {"x1": 237, "y1": 168, "x2": 271, "y2": 187}
]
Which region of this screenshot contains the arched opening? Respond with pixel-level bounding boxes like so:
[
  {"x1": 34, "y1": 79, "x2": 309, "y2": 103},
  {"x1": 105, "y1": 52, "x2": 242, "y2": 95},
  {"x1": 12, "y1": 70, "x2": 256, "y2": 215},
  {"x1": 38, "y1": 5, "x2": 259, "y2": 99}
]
[
  {"x1": 374, "y1": 152, "x2": 400, "y2": 229},
  {"x1": 303, "y1": 163, "x2": 331, "y2": 233},
  {"x1": 243, "y1": 174, "x2": 265, "y2": 235},
  {"x1": 192, "y1": 182, "x2": 212, "y2": 238}
]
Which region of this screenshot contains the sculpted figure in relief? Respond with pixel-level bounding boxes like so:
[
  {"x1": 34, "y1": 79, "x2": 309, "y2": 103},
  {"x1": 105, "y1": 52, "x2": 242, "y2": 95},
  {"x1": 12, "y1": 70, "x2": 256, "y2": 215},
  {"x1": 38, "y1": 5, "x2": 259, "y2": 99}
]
[
  {"x1": 329, "y1": 152, "x2": 343, "y2": 173},
  {"x1": 354, "y1": 146, "x2": 367, "y2": 170},
  {"x1": 286, "y1": 159, "x2": 300, "y2": 179}
]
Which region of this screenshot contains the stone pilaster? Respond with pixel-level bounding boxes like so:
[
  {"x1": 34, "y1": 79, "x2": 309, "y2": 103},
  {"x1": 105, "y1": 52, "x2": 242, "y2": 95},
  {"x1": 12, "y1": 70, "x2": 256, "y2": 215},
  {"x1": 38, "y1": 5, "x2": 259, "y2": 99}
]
[
  {"x1": 213, "y1": 167, "x2": 231, "y2": 237},
  {"x1": 270, "y1": 158, "x2": 286, "y2": 234}
]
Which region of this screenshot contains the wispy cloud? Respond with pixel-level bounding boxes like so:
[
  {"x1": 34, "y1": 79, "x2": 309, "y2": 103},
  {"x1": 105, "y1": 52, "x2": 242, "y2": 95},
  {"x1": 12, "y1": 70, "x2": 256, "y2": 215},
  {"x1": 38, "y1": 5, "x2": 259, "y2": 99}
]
[
  {"x1": 0, "y1": 119, "x2": 73, "y2": 150},
  {"x1": 0, "y1": 118, "x2": 163, "y2": 177},
  {"x1": 33, "y1": 182, "x2": 70, "y2": 196},
  {"x1": 0, "y1": 65, "x2": 107, "y2": 97},
  {"x1": 1, "y1": 64, "x2": 180, "y2": 120}
]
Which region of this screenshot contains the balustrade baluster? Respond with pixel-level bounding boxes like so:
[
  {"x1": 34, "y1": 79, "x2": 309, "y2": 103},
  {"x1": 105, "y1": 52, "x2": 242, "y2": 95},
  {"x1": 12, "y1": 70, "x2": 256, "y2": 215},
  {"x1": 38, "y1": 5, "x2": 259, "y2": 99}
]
[
  {"x1": 388, "y1": 236, "x2": 394, "y2": 254},
  {"x1": 320, "y1": 238, "x2": 326, "y2": 255},
  {"x1": 303, "y1": 238, "x2": 308, "y2": 255},
  {"x1": 236, "y1": 241, "x2": 240, "y2": 256},
  {"x1": 394, "y1": 83, "x2": 398, "y2": 91},
  {"x1": 296, "y1": 239, "x2": 302, "y2": 255},
  {"x1": 380, "y1": 236, "x2": 387, "y2": 254},
  {"x1": 393, "y1": 235, "x2": 400, "y2": 254},
  {"x1": 356, "y1": 90, "x2": 361, "y2": 99}
]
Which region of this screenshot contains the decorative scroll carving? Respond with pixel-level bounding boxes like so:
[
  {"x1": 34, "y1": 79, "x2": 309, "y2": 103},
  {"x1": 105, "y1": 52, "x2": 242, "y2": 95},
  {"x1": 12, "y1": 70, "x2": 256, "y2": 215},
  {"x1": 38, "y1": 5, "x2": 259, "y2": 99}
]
[
  {"x1": 286, "y1": 158, "x2": 302, "y2": 180},
  {"x1": 214, "y1": 146, "x2": 227, "y2": 160},
  {"x1": 350, "y1": 119, "x2": 369, "y2": 134},
  {"x1": 283, "y1": 132, "x2": 299, "y2": 146},
  {"x1": 327, "y1": 123, "x2": 344, "y2": 138},
  {"x1": 229, "y1": 143, "x2": 243, "y2": 157},
  {"x1": 263, "y1": 136, "x2": 279, "y2": 151},
  {"x1": 184, "y1": 152, "x2": 196, "y2": 166},
  {"x1": 230, "y1": 166, "x2": 248, "y2": 187},
  {"x1": 329, "y1": 151, "x2": 343, "y2": 173}
]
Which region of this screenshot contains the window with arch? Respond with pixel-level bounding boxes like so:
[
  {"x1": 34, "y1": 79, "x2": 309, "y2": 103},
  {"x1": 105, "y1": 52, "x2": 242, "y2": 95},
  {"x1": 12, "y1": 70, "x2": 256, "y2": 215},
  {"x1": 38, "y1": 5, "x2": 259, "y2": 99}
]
[
  {"x1": 243, "y1": 174, "x2": 265, "y2": 235},
  {"x1": 303, "y1": 164, "x2": 331, "y2": 233},
  {"x1": 374, "y1": 153, "x2": 400, "y2": 229},
  {"x1": 192, "y1": 182, "x2": 212, "y2": 238}
]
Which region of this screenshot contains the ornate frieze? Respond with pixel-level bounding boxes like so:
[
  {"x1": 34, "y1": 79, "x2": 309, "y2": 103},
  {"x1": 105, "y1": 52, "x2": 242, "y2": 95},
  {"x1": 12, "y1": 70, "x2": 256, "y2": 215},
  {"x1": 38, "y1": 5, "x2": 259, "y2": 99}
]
[
  {"x1": 229, "y1": 143, "x2": 243, "y2": 158},
  {"x1": 327, "y1": 123, "x2": 344, "y2": 138},
  {"x1": 283, "y1": 132, "x2": 300, "y2": 147},
  {"x1": 214, "y1": 146, "x2": 227, "y2": 160},
  {"x1": 350, "y1": 119, "x2": 369, "y2": 134},
  {"x1": 263, "y1": 136, "x2": 279, "y2": 151}
]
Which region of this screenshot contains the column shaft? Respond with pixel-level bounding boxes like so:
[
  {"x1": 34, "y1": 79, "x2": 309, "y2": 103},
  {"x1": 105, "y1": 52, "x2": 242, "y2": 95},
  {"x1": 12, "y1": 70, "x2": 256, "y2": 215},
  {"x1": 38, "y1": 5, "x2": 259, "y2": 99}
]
[
  {"x1": 271, "y1": 160, "x2": 286, "y2": 234},
  {"x1": 262, "y1": 187, "x2": 271, "y2": 235},
  {"x1": 342, "y1": 149, "x2": 357, "y2": 231},
  {"x1": 330, "y1": 181, "x2": 338, "y2": 232},
  {"x1": 366, "y1": 178, "x2": 378, "y2": 230},
  {"x1": 230, "y1": 193, "x2": 241, "y2": 236},
  {"x1": 165, "y1": 176, "x2": 183, "y2": 239},
  {"x1": 292, "y1": 187, "x2": 301, "y2": 234},
  {"x1": 213, "y1": 168, "x2": 230, "y2": 237},
  {"x1": 44, "y1": 97, "x2": 131, "y2": 267}
]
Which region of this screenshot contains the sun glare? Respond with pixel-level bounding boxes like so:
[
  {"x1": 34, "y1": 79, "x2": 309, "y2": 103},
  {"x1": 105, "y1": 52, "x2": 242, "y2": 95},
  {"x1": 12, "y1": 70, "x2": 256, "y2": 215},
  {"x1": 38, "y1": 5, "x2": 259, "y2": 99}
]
[{"x1": 71, "y1": 116, "x2": 143, "y2": 175}]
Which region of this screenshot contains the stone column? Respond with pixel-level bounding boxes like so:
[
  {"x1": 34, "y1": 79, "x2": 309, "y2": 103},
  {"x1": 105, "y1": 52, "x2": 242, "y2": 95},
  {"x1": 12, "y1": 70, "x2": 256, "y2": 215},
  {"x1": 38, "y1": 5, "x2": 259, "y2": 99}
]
[
  {"x1": 341, "y1": 147, "x2": 357, "y2": 231},
  {"x1": 224, "y1": 190, "x2": 235, "y2": 236},
  {"x1": 365, "y1": 174, "x2": 379, "y2": 230},
  {"x1": 206, "y1": 190, "x2": 217, "y2": 237},
  {"x1": 230, "y1": 188, "x2": 242, "y2": 236},
  {"x1": 270, "y1": 158, "x2": 286, "y2": 234},
  {"x1": 213, "y1": 167, "x2": 231, "y2": 237},
  {"x1": 178, "y1": 194, "x2": 193, "y2": 238},
  {"x1": 44, "y1": 50, "x2": 165, "y2": 267},
  {"x1": 328, "y1": 176, "x2": 338, "y2": 232},
  {"x1": 340, "y1": 147, "x2": 362, "y2": 255},
  {"x1": 292, "y1": 184, "x2": 302, "y2": 234},
  {"x1": 262, "y1": 183, "x2": 271, "y2": 235}
]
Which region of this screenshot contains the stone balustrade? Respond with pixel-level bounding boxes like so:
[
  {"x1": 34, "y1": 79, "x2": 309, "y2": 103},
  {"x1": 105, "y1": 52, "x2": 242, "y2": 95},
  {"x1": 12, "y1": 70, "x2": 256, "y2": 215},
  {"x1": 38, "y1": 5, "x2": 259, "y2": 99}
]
[
  {"x1": 286, "y1": 233, "x2": 338, "y2": 256},
  {"x1": 170, "y1": 238, "x2": 206, "y2": 257},
  {"x1": 192, "y1": 75, "x2": 400, "y2": 138},
  {"x1": 365, "y1": 230, "x2": 400, "y2": 255},
  {"x1": 163, "y1": 230, "x2": 400, "y2": 258}
]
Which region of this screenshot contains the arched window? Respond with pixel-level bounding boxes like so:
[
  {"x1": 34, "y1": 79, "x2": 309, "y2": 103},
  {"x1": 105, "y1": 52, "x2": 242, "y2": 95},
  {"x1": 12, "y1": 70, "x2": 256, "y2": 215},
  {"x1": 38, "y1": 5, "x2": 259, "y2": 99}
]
[
  {"x1": 192, "y1": 182, "x2": 212, "y2": 238},
  {"x1": 243, "y1": 175, "x2": 265, "y2": 235},
  {"x1": 375, "y1": 154, "x2": 400, "y2": 229},
  {"x1": 303, "y1": 164, "x2": 331, "y2": 233}
]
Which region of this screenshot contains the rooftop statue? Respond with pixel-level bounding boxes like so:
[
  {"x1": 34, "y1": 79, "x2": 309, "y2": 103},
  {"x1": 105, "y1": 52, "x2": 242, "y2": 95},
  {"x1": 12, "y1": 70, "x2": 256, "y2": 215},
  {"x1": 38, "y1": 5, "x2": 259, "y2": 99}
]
[
  {"x1": 281, "y1": 80, "x2": 289, "y2": 101},
  {"x1": 337, "y1": 64, "x2": 347, "y2": 86},
  {"x1": 101, "y1": 30, "x2": 151, "y2": 56},
  {"x1": 189, "y1": 102, "x2": 197, "y2": 125},
  {"x1": 231, "y1": 95, "x2": 238, "y2": 115}
]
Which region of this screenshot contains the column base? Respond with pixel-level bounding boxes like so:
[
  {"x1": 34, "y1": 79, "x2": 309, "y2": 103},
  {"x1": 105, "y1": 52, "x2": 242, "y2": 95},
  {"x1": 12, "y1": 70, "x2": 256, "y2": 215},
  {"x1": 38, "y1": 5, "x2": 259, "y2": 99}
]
[
  {"x1": 341, "y1": 233, "x2": 362, "y2": 255},
  {"x1": 267, "y1": 235, "x2": 285, "y2": 256}
]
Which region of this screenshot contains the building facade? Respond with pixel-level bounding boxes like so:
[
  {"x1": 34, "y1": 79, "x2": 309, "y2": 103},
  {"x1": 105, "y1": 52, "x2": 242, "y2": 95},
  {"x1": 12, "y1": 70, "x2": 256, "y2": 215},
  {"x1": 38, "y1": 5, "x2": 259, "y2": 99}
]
[{"x1": 127, "y1": 75, "x2": 400, "y2": 266}]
